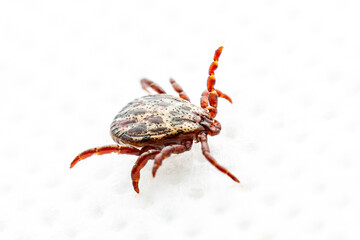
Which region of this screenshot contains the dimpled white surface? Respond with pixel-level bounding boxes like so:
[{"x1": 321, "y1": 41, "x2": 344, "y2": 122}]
[{"x1": 1, "y1": 1, "x2": 359, "y2": 239}]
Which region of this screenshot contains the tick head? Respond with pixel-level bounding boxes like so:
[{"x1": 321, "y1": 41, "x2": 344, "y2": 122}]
[
  {"x1": 208, "y1": 119, "x2": 221, "y2": 136},
  {"x1": 200, "y1": 117, "x2": 221, "y2": 137}
]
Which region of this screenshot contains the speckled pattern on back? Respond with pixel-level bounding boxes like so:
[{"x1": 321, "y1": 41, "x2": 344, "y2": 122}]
[{"x1": 110, "y1": 94, "x2": 210, "y2": 146}]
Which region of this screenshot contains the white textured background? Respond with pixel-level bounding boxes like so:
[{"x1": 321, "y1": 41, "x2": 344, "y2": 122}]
[{"x1": 1, "y1": 1, "x2": 359, "y2": 239}]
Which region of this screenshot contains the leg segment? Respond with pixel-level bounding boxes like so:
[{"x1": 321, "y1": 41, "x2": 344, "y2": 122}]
[
  {"x1": 131, "y1": 149, "x2": 160, "y2": 193},
  {"x1": 169, "y1": 78, "x2": 190, "y2": 102},
  {"x1": 70, "y1": 145, "x2": 141, "y2": 168},
  {"x1": 197, "y1": 132, "x2": 239, "y2": 183},
  {"x1": 200, "y1": 46, "x2": 233, "y2": 118},
  {"x1": 140, "y1": 78, "x2": 166, "y2": 95},
  {"x1": 207, "y1": 46, "x2": 223, "y2": 91},
  {"x1": 215, "y1": 89, "x2": 232, "y2": 103},
  {"x1": 200, "y1": 90, "x2": 209, "y2": 108},
  {"x1": 152, "y1": 140, "x2": 193, "y2": 177},
  {"x1": 201, "y1": 90, "x2": 217, "y2": 118}
]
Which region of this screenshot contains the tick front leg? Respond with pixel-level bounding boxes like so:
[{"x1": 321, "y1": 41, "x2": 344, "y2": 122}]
[
  {"x1": 198, "y1": 132, "x2": 239, "y2": 183},
  {"x1": 200, "y1": 46, "x2": 233, "y2": 118},
  {"x1": 70, "y1": 145, "x2": 141, "y2": 168},
  {"x1": 169, "y1": 78, "x2": 190, "y2": 102},
  {"x1": 131, "y1": 149, "x2": 161, "y2": 193},
  {"x1": 152, "y1": 140, "x2": 193, "y2": 178},
  {"x1": 140, "y1": 78, "x2": 166, "y2": 95}
]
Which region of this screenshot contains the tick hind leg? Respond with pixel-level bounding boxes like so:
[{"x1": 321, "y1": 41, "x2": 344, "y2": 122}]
[
  {"x1": 131, "y1": 149, "x2": 161, "y2": 193},
  {"x1": 140, "y1": 78, "x2": 166, "y2": 95},
  {"x1": 70, "y1": 145, "x2": 141, "y2": 168},
  {"x1": 169, "y1": 78, "x2": 190, "y2": 101},
  {"x1": 152, "y1": 140, "x2": 193, "y2": 178},
  {"x1": 198, "y1": 132, "x2": 240, "y2": 183}
]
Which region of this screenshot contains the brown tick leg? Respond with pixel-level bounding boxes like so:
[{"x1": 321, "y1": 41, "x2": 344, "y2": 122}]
[
  {"x1": 215, "y1": 89, "x2": 232, "y2": 103},
  {"x1": 207, "y1": 46, "x2": 223, "y2": 92},
  {"x1": 198, "y1": 132, "x2": 240, "y2": 183},
  {"x1": 152, "y1": 141, "x2": 193, "y2": 178},
  {"x1": 200, "y1": 90, "x2": 217, "y2": 118},
  {"x1": 169, "y1": 78, "x2": 190, "y2": 102},
  {"x1": 201, "y1": 46, "x2": 232, "y2": 118},
  {"x1": 70, "y1": 145, "x2": 141, "y2": 168},
  {"x1": 140, "y1": 78, "x2": 166, "y2": 95},
  {"x1": 200, "y1": 90, "x2": 209, "y2": 108},
  {"x1": 131, "y1": 149, "x2": 161, "y2": 193}
]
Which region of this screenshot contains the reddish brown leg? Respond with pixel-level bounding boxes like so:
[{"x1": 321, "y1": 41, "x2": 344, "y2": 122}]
[
  {"x1": 215, "y1": 89, "x2": 232, "y2": 103},
  {"x1": 197, "y1": 132, "x2": 239, "y2": 183},
  {"x1": 131, "y1": 149, "x2": 160, "y2": 193},
  {"x1": 200, "y1": 90, "x2": 209, "y2": 108},
  {"x1": 152, "y1": 140, "x2": 193, "y2": 177},
  {"x1": 70, "y1": 145, "x2": 141, "y2": 168},
  {"x1": 140, "y1": 78, "x2": 166, "y2": 95},
  {"x1": 169, "y1": 78, "x2": 190, "y2": 102},
  {"x1": 200, "y1": 46, "x2": 233, "y2": 118}
]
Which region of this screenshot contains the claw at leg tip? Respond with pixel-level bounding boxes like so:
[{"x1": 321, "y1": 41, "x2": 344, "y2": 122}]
[
  {"x1": 225, "y1": 95, "x2": 233, "y2": 104},
  {"x1": 152, "y1": 168, "x2": 158, "y2": 178},
  {"x1": 152, "y1": 165, "x2": 158, "y2": 178},
  {"x1": 233, "y1": 177, "x2": 240, "y2": 183},
  {"x1": 70, "y1": 162, "x2": 75, "y2": 169},
  {"x1": 133, "y1": 182, "x2": 140, "y2": 194}
]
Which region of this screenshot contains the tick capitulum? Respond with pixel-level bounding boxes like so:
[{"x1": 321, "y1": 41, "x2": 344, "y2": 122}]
[{"x1": 71, "y1": 46, "x2": 239, "y2": 193}]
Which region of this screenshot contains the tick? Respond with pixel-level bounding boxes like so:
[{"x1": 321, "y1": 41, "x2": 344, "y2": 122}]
[{"x1": 70, "y1": 46, "x2": 239, "y2": 193}]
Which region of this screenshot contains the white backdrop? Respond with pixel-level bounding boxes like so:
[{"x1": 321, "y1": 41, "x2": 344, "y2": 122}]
[{"x1": 1, "y1": 0, "x2": 359, "y2": 239}]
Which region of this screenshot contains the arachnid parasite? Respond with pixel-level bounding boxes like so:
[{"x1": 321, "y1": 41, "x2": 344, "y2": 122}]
[{"x1": 70, "y1": 46, "x2": 239, "y2": 193}]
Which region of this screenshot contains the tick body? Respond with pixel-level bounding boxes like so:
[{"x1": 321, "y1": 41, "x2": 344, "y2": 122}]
[
  {"x1": 71, "y1": 46, "x2": 240, "y2": 193},
  {"x1": 110, "y1": 94, "x2": 208, "y2": 147}
]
